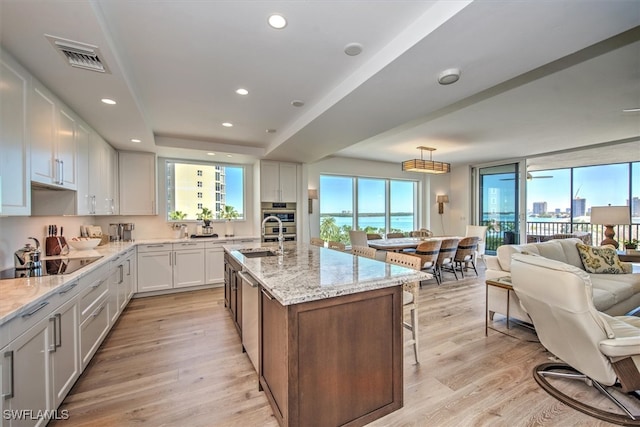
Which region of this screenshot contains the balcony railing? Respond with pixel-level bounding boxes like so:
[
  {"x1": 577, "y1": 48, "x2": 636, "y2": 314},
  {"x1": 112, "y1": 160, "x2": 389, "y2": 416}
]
[{"x1": 484, "y1": 221, "x2": 639, "y2": 253}]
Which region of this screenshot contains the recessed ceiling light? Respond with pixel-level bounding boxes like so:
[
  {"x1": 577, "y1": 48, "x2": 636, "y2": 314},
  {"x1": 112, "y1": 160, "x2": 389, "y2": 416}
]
[
  {"x1": 266, "y1": 128, "x2": 277, "y2": 133},
  {"x1": 623, "y1": 107, "x2": 640, "y2": 113},
  {"x1": 344, "y1": 43, "x2": 363, "y2": 56},
  {"x1": 130, "y1": 138, "x2": 141, "y2": 143},
  {"x1": 222, "y1": 122, "x2": 233, "y2": 127},
  {"x1": 101, "y1": 98, "x2": 116, "y2": 105},
  {"x1": 236, "y1": 88, "x2": 249, "y2": 95},
  {"x1": 268, "y1": 14, "x2": 287, "y2": 29},
  {"x1": 437, "y1": 68, "x2": 461, "y2": 85},
  {"x1": 207, "y1": 152, "x2": 216, "y2": 156},
  {"x1": 291, "y1": 100, "x2": 305, "y2": 107},
  {"x1": 226, "y1": 154, "x2": 232, "y2": 158}
]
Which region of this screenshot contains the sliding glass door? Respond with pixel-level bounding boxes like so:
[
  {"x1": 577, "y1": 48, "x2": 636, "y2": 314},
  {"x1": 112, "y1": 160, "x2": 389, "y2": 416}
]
[{"x1": 479, "y1": 163, "x2": 520, "y2": 253}]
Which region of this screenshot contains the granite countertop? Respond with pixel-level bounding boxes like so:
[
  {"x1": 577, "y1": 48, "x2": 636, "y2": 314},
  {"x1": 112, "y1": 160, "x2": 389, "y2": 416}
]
[
  {"x1": 0, "y1": 235, "x2": 259, "y2": 326},
  {"x1": 225, "y1": 241, "x2": 432, "y2": 306}
]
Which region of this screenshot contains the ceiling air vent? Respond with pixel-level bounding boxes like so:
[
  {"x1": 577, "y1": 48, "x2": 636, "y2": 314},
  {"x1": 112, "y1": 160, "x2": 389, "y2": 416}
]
[{"x1": 46, "y1": 34, "x2": 110, "y2": 74}]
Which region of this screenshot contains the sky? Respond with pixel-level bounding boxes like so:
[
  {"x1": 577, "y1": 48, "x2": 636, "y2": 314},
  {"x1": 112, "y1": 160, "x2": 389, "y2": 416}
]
[
  {"x1": 225, "y1": 167, "x2": 244, "y2": 214},
  {"x1": 527, "y1": 162, "x2": 636, "y2": 212}
]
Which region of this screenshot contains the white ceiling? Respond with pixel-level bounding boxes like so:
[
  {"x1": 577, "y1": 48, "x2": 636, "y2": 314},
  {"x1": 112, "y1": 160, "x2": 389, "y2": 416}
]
[{"x1": 1, "y1": 0, "x2": 639, "y2": 168}]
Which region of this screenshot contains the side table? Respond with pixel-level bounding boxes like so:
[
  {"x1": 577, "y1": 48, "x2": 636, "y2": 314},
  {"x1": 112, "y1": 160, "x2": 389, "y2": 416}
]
[{"x1": 485, "y1": 277, "x2": 537, "y2": 340}]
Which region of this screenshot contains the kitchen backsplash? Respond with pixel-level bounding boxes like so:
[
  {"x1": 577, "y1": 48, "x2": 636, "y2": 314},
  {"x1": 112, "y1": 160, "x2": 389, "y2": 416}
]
[{"x1": 0, "y1": 215, "x2": 254, "y2": 271}]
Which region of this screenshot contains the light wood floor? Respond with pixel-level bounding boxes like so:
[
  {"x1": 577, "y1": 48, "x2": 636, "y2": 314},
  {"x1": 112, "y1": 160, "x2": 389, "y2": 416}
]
[{"x1": 51, "y1": 266, "x2": 623, "y2": 426}]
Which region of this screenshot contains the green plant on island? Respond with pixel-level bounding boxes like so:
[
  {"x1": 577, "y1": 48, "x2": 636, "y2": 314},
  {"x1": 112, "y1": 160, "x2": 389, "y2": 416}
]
[{"x1": 169, "y1": 211, "x2": 187, "y2": 221}]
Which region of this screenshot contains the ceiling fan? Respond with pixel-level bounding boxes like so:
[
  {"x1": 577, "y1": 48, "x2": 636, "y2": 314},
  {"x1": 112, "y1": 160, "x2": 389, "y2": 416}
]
[{"x1": 500, "y1": 172, "x2": 554, "y2": 181}]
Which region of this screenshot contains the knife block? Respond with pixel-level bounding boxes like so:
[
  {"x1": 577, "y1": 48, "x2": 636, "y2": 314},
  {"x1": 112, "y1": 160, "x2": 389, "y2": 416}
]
[{"x1": 46, "y1": 236, "x2": 69, "y2": 256}]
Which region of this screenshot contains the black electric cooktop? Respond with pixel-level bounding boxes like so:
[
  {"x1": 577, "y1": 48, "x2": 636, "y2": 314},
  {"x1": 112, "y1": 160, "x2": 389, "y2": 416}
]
[{"x1": 0, "y1": 256, "x2": 103, "y2": 280}]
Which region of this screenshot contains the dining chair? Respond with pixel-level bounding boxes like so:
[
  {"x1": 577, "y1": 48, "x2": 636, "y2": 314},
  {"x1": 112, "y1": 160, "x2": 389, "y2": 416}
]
[
  {"x1": 453, "y1": 236, "x2": 479, "y2": 277},
  {"x1": 386, "y1": 232, "x2": 405, "y2": 238},
  {"x1": 385, "y1": 251, "x2": 421, "y2": 364},
  {"x1": 465, "y1": 225, "x2": 487, "y2": 265},
  {"x1": 435, "y1": 238, "x2": 460, "y2": 282},
  {"x1": 367, "y1": 233, "x2": 383, "y2": 240},
  {"x1": 414, "y1": 240, "x2": 442, "y2": 286},
  {"x1": 310, "y1": 237, "x2": 325, "y2": 247},
  {"x1": 351, "y1": 245, "x2": 376, "y2": 259},
  {"x1": 349, "y1": 230, "x2": 368, "y2": 248},
  {"x1": 327, "y1": 241, "x2": 345, "y2": 251}
]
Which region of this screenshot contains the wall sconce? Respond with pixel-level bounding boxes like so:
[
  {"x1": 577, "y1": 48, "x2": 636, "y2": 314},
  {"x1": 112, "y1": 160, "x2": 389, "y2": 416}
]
[
  {"x1": 436, "y1": 194, "x2": 449, "y2": 215},
  {"x1": 308, "y1": 189, "x2": 318, "y2": 213}
]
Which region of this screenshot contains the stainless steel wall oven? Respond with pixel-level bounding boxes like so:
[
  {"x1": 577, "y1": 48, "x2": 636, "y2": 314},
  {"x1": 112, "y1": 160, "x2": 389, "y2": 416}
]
[{"x1": 261, "y1": 202, "x2": 296, "y2": 242}]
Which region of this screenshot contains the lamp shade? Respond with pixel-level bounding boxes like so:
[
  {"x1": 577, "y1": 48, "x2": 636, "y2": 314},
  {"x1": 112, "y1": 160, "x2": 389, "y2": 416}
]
[
  {"x1": 308, "y1": 189, "x2": 318, "y2": 199},
  {"x1": 436, "y1": 195, "x2": 449, "y2": 204},
  {"x1": 590, "y1": 206, "x2": 630, "y2": 225}
]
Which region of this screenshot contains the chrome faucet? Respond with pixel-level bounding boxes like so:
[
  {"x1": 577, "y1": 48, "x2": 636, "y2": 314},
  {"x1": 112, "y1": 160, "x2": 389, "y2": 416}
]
[{"x1": 262, "y1": 215, "x2": 284, "y2": 255}]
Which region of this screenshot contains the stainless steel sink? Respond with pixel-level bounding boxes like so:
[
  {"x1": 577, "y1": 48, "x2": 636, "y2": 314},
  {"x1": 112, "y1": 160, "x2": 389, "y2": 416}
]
[{"x1": 239, "y1": 249, "x2": 277, "y2": 258}]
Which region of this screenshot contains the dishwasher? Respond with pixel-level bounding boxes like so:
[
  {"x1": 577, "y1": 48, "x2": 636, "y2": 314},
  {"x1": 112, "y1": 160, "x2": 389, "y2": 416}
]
[{"x1": 238, "y1": 270, "x2": 259, "y2": 372}]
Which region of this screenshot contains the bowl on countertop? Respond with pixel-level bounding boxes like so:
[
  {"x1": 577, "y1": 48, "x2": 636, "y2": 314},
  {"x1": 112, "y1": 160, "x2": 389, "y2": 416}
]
[{"x1": 67, "y1": 238, "x2": 101, "y2": 251}]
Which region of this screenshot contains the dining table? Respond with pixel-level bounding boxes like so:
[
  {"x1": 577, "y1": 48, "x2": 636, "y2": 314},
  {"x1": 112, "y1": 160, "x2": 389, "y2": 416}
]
[{"x1": 366, "y1": 236, "x2": 462, "y2": 252}]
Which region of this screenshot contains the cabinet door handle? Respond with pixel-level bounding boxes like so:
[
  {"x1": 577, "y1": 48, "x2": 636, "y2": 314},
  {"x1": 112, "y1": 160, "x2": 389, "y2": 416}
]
[
  {"x1": 91, "y1": 302, "x2": 106, "y2": 318},
  {"x1": 21, "y1": 301, "x2": 49, "y2": 318},
  {"x1": 91, "y1": 279, "x2": 104, "y2": 290},
  {"x1": 169, "y1": 252, "x2": 173, "y2": 267},
  {"x1": 59, "y1": 159, "x2": 64, "y2": 185},
  {"x1": 261, "y1": 287, "x2": 274, "y2": 300},
  {"x1": 3, "y1": 351, "x2": 14, "y2": 400},
  {"x1": 58, "y1": 282, "x2": 77, "y2": 295},
  {"x1": 55, "y1": 313, "x2": 62, "y2": 349},
  {"x1": 127, "y1": 259, "x2": 131, "y2": 276},
  {"x1": 119, "y1": 264, "x2": 124, "y2": 284},
  {"x1": 146, "y1": 244, "x2": 165, "y2": 248},
  {"x1": 49, "y1": 315, "x2": 57, "y2": 352}
]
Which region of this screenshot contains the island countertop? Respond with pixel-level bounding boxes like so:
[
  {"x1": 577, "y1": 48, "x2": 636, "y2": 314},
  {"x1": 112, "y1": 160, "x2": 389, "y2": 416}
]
[{"x1": 224, "y1": 241, "x2": 431, "y2": 306}]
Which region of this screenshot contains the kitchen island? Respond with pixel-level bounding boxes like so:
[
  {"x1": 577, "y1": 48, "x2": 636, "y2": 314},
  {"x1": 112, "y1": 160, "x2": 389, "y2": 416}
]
[{"x1": 225, "y1": 242, "x2": 431, "y2": 427}]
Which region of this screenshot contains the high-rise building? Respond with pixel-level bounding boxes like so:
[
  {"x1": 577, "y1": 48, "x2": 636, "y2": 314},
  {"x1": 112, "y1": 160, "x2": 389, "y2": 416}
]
[
  {"x1": 572, "y1": 197, "x2": 586, "y2": 218},
  {"x1": 632, "y1": 197, "x2": 640, "y2": 219},
  {"x1": 532, "y1": 202, "x2": 547, "y2": 215},
  {"x1": 167, "y1": 163, "x2": 226, "y2": 219}
]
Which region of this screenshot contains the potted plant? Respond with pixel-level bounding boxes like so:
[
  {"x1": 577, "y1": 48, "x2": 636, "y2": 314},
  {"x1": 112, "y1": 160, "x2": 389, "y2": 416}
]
[
  {"x1": 197, "y1": 207, "x2": 214, "y2": 226},
  {"x1": 623, "y1": 239, "x2": 639, "y2": 250},
  {"x1": 169, "y1": 210, "x2": 187, "y2": 221},
  {"x1": 220, "y1": 205, "x2": 239, "y2": 237}
]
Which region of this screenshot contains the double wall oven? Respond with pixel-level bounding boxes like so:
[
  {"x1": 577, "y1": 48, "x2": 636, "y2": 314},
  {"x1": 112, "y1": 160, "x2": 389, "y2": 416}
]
[{"x1": 261, "y1": 202, "x2": 296, "y2": 243}]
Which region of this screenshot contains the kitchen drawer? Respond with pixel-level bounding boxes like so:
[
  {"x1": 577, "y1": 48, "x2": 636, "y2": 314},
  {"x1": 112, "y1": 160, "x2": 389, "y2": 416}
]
[
  {"x1": 138, "y1": 243, "x2": 173, "y2": 253},
  {"x1": 79, "y1": 293, "x2": 110, "y2": 368},
  {"x1": 173, "y1": 241, "x2": 204, "y2": 250},
  {"x1": 205, "y1": 240, "x2": 229, "y2": 249},
  {"x1": 4, "y1": 279, "x2": 81, "y2": 347},
  {"x1": 79, "y1": 269, "x2": 109, "y2": 322}
]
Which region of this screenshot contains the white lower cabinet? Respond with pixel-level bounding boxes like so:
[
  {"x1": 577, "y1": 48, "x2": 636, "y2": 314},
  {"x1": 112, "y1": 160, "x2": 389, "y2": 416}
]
[
  {"x1": 205, "y1": 242, "x2": 227, "y2": 285},
  {"x1": 137, "y1": 242, "x2": 205, "y2": 292},
  {"x1": 1, "y1": 317, "x2": 49, "y2": 427},
  {"x1": 108, "y1": 248, "x2": 136, "y2": 325},
  {"x1": 48, "y1": 294, "x2": 79, "y2": 410},
  {"x1": 79, "y1": 295, "x2": 109, "y2": 370}
]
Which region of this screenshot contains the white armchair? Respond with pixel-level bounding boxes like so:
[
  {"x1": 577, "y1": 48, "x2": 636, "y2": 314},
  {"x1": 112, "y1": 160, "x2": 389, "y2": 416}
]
[{"x1": 511, "y1": 253, "x2": 640, "y2": 424}]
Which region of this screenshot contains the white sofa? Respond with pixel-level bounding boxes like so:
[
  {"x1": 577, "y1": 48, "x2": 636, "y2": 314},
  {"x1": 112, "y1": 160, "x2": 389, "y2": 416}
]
[{"x1": 485, "y1": 238, "x2": 640, "y2": 324}]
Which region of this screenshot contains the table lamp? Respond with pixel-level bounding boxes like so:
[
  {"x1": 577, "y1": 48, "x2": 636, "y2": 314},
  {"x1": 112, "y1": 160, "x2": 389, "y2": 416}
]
[{"x1": 590, "y1": 205, "x2": 630, "y2": 249}]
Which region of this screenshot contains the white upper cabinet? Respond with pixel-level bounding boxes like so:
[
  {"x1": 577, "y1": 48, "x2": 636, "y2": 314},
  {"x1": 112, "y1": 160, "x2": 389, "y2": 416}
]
[
  {"x1": 88, "y1": 133, "x2": 118, "y2": 215},
  {"x1": 119, "y1": 151, "x2": 156, "y2": 215},
  {"x1": 30, "y1": 80, "x2": 77, "y2": 190},
  {"x1": 75, "y1": 122, "x2": 91, "y2": 215},
  {"x1": 0, "y1": 50, "x2": 31, "y2": 216},
  {"x1": 260, "y1": 160, "x2": 298, "y2": 202}
]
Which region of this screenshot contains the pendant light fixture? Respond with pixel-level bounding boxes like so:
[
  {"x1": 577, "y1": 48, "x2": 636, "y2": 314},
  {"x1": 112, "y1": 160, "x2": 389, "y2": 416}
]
[{"x1": 402, "y1": 146, "x2": 450, "y2": 174}]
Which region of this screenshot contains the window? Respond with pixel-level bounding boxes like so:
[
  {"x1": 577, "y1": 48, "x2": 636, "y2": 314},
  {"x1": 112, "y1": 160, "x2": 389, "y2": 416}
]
[
  {"x1": 166, "y1": 159, "x2": 244, "y2": 221},
  {"x1": 319, "y1": 175, "x2": 417, "y2": 243}
]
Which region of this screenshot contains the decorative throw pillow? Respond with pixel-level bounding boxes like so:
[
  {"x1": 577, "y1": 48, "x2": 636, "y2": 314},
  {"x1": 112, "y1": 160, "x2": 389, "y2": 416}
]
[{"x1": 576, "y1": 243, "x2": 627, "y2": 274}]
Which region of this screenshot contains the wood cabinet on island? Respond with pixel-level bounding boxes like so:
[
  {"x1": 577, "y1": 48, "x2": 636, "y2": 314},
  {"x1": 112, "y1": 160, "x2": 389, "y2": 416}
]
[{"x1": 224, "y1": 242, "x2": 430, "y2": 427}]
